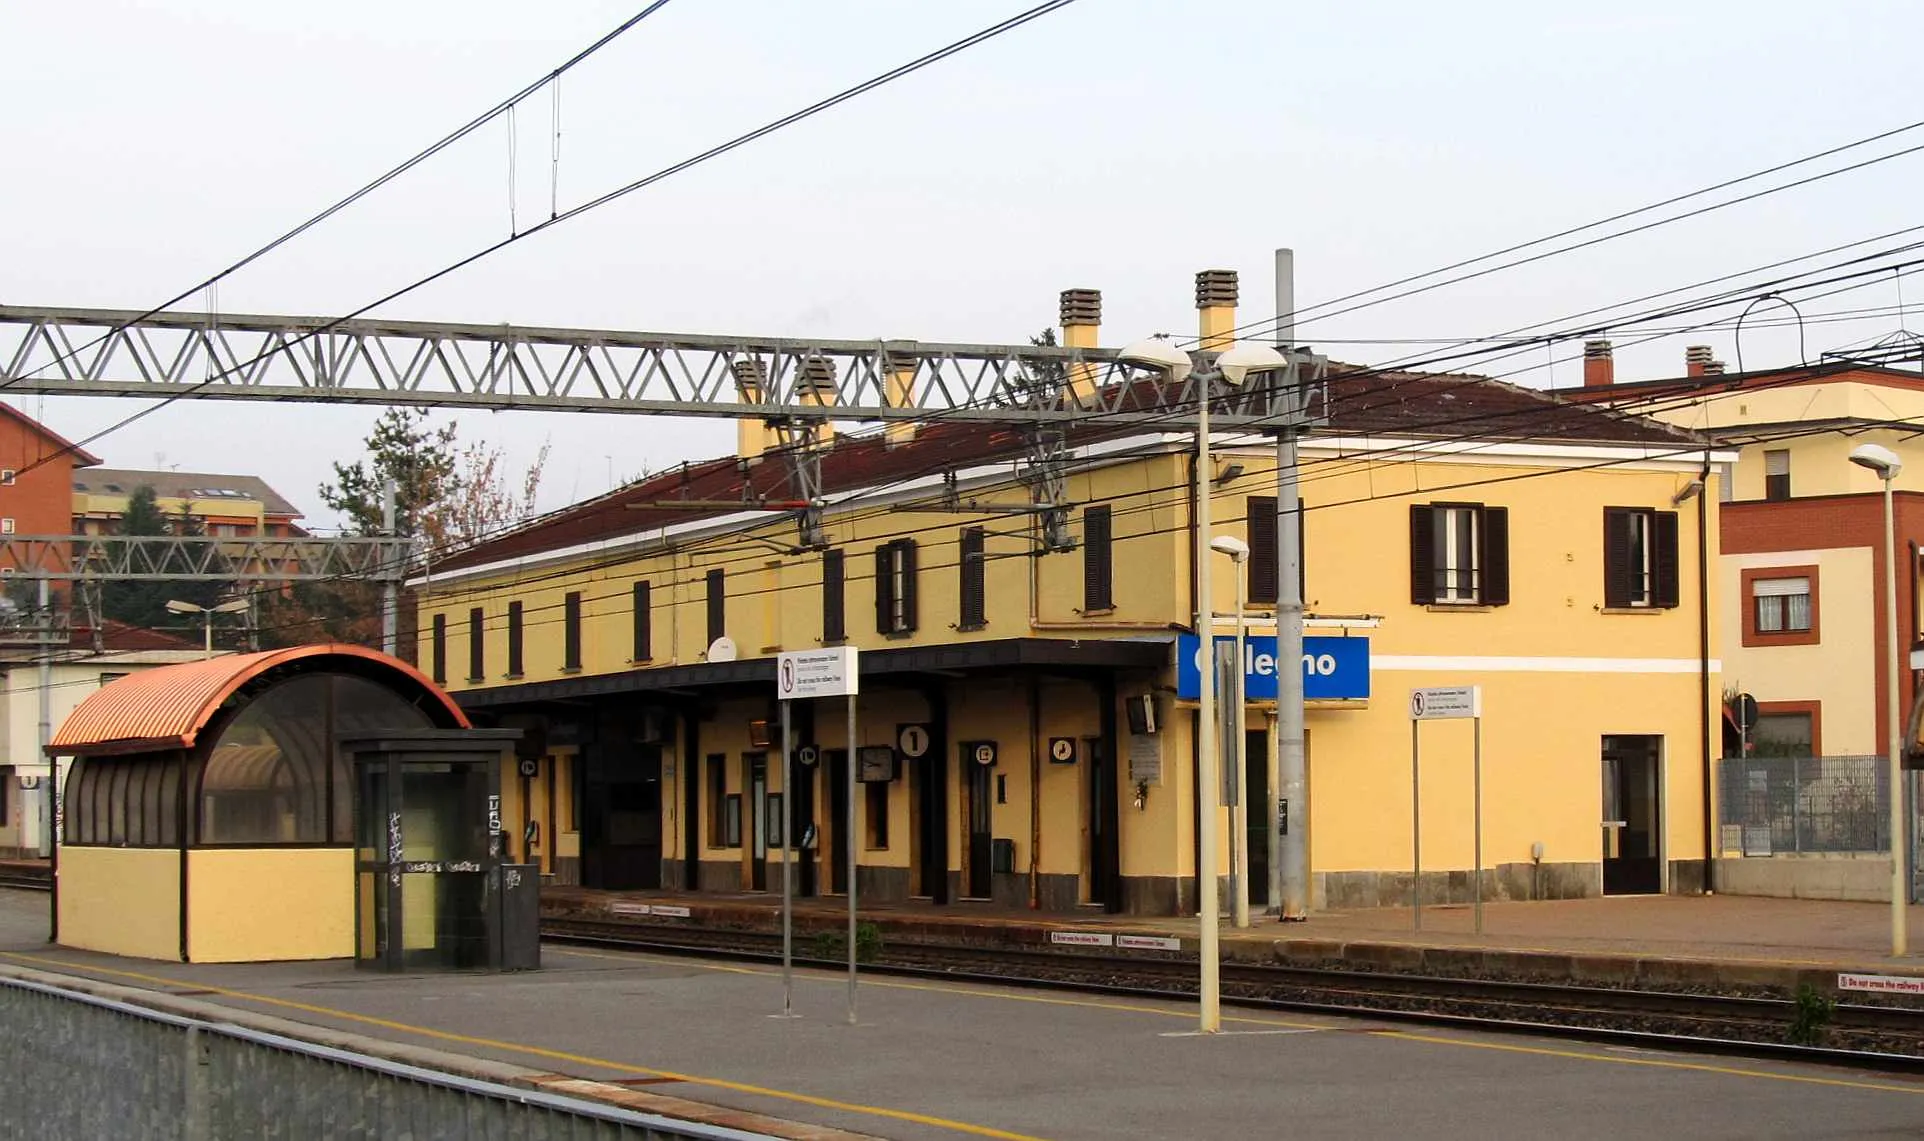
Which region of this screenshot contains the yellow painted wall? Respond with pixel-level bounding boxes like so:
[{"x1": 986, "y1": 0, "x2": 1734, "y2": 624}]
[
  {"x1": 1635, "y1": 380, "x2": 1923, "y2": 499},
  {"x1": 185, "y1": 848, "x2": 354, "y2": 962},
  {"x1": 426, "y1": 432, "x2": 1718, "y2": 900},
  {"x1": 1722, "y1": 547, "x2": 1877, "y2": 753},
  {"x1": 58, "y1": 846, "x2": 180, "y2": 960}
]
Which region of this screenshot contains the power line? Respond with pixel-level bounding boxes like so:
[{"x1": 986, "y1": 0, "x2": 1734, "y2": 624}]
[
  {"x1": 0, "y1": 2, "x2": 677, "y2": 398},
  {"x1": 14, "y1": 0, "x2": 1083, "y2": 485}
]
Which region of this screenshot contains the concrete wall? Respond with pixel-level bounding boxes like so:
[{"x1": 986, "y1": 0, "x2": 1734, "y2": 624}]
[
  {"x1": 58, "y1": 845, "x2": 180, "y2": 960},
  {"x1": 1714, "y1": 855, "x2": 1894, "y2": 902},
  {"x1": 185, "y1": 848, "x2": 354, "y2": 963}
]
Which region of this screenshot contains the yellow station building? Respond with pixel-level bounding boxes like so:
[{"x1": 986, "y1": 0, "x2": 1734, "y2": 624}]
[{"x1": 418, "y1": 273, "x2": 1727, "y2": 915}]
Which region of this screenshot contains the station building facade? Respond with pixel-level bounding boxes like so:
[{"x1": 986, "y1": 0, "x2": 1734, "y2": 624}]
[{"x1": 419, "y1": 281, "x2": 1725, "y2": 915}]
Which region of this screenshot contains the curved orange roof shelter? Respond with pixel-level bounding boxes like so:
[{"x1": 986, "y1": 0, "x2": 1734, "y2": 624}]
[
  {"x1": 51, "y1": 643, "x2": 468, "y2": 757},
  {"x1": 51, "y1": 644, "x2": 480, "y2": 964}
]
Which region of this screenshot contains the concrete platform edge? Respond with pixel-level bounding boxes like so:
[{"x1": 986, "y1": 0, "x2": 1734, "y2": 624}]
[{"x1": 0, "y1": 961, "x2": 883, "y2": 1141}]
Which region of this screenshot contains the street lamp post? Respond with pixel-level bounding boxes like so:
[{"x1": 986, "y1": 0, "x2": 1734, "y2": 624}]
[
  {"x1": 166, "y1": 598, "x2": 249, "y2": 660},
  {"x1": 1849, "y1": 443, "x2": 1906, "y2": 956},
  {"x1": 1211, "y1": 534, "x2": 1252, "y2": 929},
  {"x1": 1117, "y1": 335, "x2": 1285, "y2": 1033}
]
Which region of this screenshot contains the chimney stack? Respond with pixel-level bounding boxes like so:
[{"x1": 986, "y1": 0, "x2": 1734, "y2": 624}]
[
  {"x1": 1058, "y1": 288, "x2": 1101, "y2": 404},
  {"x1": 797, "y1": 356, "x2": 836, "y2": 448},
  {"x1": 1195, "y1": 270, "x2": 1238, "y2": 352},
  {"x1": 883, "y1": 344, "x2": 918, "y2": 448},
  {"x1": 731, "y1": 359, "x2": 770, "y2": 464},
  {"x1": 1685, "y1": 345, "x2": 1714, "y2": 378},
  {"x1": 1583, "y1": 340, "x2": 1615, "y2": 388},
  {"x1": 1702, "y1": 358, "x2": 1726, "y2": 377}
]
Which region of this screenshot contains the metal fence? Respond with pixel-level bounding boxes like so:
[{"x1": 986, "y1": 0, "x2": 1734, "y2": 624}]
[
  {"x1": 1717, "y1": 754, "x2": 1890, "y2": 855},
  {"x1": 0, "y1": 975, "x2": 777, "y2": 1141}
]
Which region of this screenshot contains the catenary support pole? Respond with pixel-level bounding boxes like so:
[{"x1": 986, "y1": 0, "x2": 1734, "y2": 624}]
[
  {"x1": 846, "y1": 691, "x2": 859, "y2": 1024},
  {"x1": 779, "y1": 700, "x2": 795, "y2": 1017},
  {"x1": 381, "y1": 480, "x2": 398, "y2": 656},
  {"x1": 1883, "y1": 475, "x2": 1907, "y2": 956},
  {"x1": 1231, "y1": 565, "x2": 1250, "y2": 928},
  {"x1": 1697, "y1": 460, "x2": 1715, "y2": 894},
  {"x1": 38, "y1": 576, "x2": 56, "y2": 941},
  {"x1": 1195, "y1": 370, "x2": 1222, "y2": 1033},
  {"x1": 1274, "y1": 247, "x2": 1308, "y2": 921}
]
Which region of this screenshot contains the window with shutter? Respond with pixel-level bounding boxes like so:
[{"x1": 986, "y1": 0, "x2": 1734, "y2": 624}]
[
  {"x1": 1247, "y1": 496, "x2": 1278, "y2": 605},
  {"x1": 705, "y1": 569, "x2": 725, "y2": 644},
  {"x1": 506, "y1": 601, "x2": 524, "y2": 676},
  {"x1": 563, "y1": 591, "x2": 583, "y2": 669},
  {"x1": 1602, "y1": 507, "x2": 1678, "y2": 608},
  {"x1": 1764, "y1": 449, "x2": 1791, "y2": 501},
  {"x1": 467, "y1": 607, "x2": 484, "y2": 680},
  {"x1": 1083, "y1": 506, "x2": 1113, "y2": 611},
  {"x1": 959, "y1": 528, "x2": 987, "y2": 629},
  {"x1": 1410, "y1": 503, "x2": 1508, "y2": 606},
  {"x1": 632, "y1": 581, "x2": 652, "y2": 661},
  {"x1": 430, "y1": 613, "x2": 447, "y2": 683},
  {"x1": 822, "y1": 549, "x2": 846, "y2": 642},
  {"x1": 874, "y1": 540, "x2": 919, "y2": 634}
]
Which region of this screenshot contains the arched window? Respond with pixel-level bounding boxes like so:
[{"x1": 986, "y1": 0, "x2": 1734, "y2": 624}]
[{"x1": 197, "y1": 672, "x2": 432, "y2": 846}]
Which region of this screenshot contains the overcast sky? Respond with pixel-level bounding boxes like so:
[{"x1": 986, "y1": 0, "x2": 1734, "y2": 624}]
[{"x1": 5, "y1": 0, "x2": 1922, "y2": 526}]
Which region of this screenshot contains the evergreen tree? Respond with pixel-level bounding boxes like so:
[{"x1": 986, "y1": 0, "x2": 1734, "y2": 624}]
[{"x1": 99, "y1": 485, "x2": 225, "y2": 630}]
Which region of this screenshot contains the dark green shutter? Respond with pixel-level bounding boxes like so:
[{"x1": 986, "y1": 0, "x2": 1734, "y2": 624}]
[
  {"x1": 507, "y1": 601, "x2": 524, "y2": 675},
  {"x1": 1480, "y1": 507, "x2": 1510, "y2": 606},
  {"x1": 1603, "y1": 509, "x2": 1634, "y2": 609},
  {"x1": 1409, "y1": 506, "x2": 1436, "y2": 605},
  {"x1": 1083, "y1": 506, "x2": 1113, "y2": 610},
  {"x1": 563, "y1": 592, "x2": 582, "y2": 669},
  {"x1": 467, "y1": 607, "x2": 484, "y2": 679},
  {"x1": 430, "y1": 614, "x2": 446, "y2": 683},
  {"x1": 1247, "y1": 496, "x2": 1278, "y2": 605},
  {"x1": 632, "y1": 581, "x2": 651, "y2": 660},
  {"x1": 704, "y1": 569, "x2": 724, "y2": 644},
  {"x1": 960, "y1": 528, "x2": 986, "y2": 628},
  {"x1": 822, "y1": 549, "x2": 846, "y2": 641},
  {"x1": 1652, "y1": 511, "x2": 1681, "y2": 608},
  {"x1": 899, "y1": 540, "x2": 919, "y2": 632}
]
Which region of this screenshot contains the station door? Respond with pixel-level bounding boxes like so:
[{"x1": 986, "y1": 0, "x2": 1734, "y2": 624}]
[
  {"x1": 580, "y1": 743, "x2": 662, "y2": 891},
  {"x1": 1602, "y1": 735, "x2": 1662, "y2": 895}
]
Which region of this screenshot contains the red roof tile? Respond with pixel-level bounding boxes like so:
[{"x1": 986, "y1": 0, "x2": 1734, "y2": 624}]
[{"x1": 49, "y1": 643, "x2": 468, "y2": 756}]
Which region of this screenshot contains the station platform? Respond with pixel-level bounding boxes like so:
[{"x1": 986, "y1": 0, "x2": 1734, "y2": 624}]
[
  {"x1": 4, "y1": 887, "x2": 1923, "y2": 1141},
  {"x1": 544, "y1": 885, "x2": 1924, "y2": 993}
]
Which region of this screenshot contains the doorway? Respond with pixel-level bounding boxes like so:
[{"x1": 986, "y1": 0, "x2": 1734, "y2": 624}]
[
  {"x1": 1602, "y1": 735, "x2": 1662, "y2": 895},
  {"x1": 580, "y1": 743, "x2": 662, "y2": 890},
  {"x1": 827, "y1": 749, "x2": 850, "y2": 894},
  {"x1": 1244, "y1": 728, "x2": 1269, "y2": 903},
  {"x1": 791, "y1": 749, "x2": 817, "y2": 896},
  {"x1": 963, "y1": 747, "x2": 993, "y2": 899},
  {"x1": 746, "y1": 752, "x2": 768, "y2": 892}
]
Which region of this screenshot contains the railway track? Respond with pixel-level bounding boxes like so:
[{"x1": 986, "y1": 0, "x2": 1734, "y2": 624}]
[
  {"x1": 7, "y1": 870, "x2": 1921, "y2": 1072},
  {"x1": 540, "y1": 917, "x2": 1924, "y2": 1073}
]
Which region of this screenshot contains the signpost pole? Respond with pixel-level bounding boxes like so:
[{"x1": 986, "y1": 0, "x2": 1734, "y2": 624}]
[
  {"x1": 846, "y1": 691, "x2": 859, "y2": 1025},
  {"x1": 1412, "y1": 719, "x2": 1422, "y2": 933},
  {"x1": 779, "y1": 699, "x2": 796, "y2": 1017},
  {"x1": 1473, "y1": 715, "x2": 1483, "y2": 936}
]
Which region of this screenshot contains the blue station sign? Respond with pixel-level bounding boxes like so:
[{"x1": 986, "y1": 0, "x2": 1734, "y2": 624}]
[{"x1": 1174, "y1": 634, "x2": 1370, "y2": 702}]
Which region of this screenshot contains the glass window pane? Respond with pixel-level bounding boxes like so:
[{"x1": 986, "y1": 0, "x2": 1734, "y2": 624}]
[
  {"x1": 157, "y1": 760, "x2": 180, "y2": 848},
  {"x1": 108, "y1": 764, "x2": 128, "y2": 846},
  {"x1": 1786, "y1": 593, "x2": 1811, "y2": 631}
]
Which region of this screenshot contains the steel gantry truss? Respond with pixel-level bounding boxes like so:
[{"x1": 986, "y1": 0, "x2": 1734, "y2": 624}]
[
  {"x1": 0, "y1": 534, "x2": 406, "y2": 581},
  {"x1": 0, "y1": 305, "x2": 1331, "y2": 427}
]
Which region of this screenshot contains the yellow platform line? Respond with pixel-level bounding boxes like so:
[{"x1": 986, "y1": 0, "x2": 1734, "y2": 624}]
[
  {"x1": 554, "y1": 946, "x2": 1924, "y2": 1096},
  {"x1": 0, "y1": 951, "x2": 1045, "y2": 1141}
]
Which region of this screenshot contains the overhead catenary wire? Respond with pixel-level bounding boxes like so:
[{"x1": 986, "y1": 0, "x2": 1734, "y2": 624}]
[
  {"x1": 235, "y1": 235, "x2": 1924, "y2": 648},
  {"x1": 0, "y1": 1, "x2": 679, "y2": 398},
  {"x1": 1194, "y1": 117, "x2": 1924, "y2": 348},
  {"x1": 6, "y1": 0, "x2": 1084, "y2": 487}
]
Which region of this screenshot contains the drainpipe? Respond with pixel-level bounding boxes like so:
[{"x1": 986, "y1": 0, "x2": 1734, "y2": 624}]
[
  {"x1": 1697, "y1": 460, "x2": 1715, "y2": 894},
  {"x1": 1028, "y1": 676, "x2": 1042, "y2": 909}
]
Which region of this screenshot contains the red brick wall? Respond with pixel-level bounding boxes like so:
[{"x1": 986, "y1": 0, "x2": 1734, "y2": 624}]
[{"x1": 0, "y1": 411, "x2": 79, "y2": 574}]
